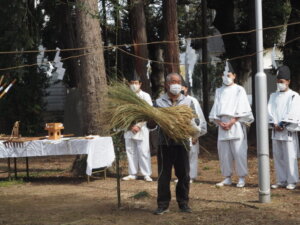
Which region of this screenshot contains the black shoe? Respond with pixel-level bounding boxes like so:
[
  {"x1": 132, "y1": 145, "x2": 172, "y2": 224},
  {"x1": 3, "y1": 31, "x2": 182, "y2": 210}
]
[
  {"x1": 153, "y1": 207, "x2": 169, "y2": 215},
  {"x1": 179, "y1": 205, "x2": 192, "y2": 213}
]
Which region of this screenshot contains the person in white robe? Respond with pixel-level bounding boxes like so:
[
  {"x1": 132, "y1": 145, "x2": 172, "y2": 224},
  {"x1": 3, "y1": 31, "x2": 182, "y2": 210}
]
[
  {"x1": 209, "y1": 61, "x2": 254, "y2": 188},
  {"x1": 122, "y1": 76, "x2": 153, "y2": 182},
  {"x1": 181, "y1": 83, "x2": 207, "y2": 183},
  {"x1": 268, "y1": 65, "x2": 299, "y2": 190}
]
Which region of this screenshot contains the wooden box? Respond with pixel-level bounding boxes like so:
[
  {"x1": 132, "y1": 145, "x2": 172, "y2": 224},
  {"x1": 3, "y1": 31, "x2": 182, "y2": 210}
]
[{"x1": 45, "y1": 123, "x2": 64, "y2": 140}]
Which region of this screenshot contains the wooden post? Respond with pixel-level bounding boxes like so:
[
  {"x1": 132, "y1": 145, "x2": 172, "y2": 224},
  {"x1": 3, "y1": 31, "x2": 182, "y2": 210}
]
[
  {"x1": 14, "y1": 158, "x2": 17, "y2": 179},
  {"x1": 116, "y1": 147, "x2": 121, "y2": 208},
  {"x1": 7, "y1": 158, "x2": 11, "y2": 181},
  {"x1": 26, "y1": 157, "x2": 29, "y2": 178}
]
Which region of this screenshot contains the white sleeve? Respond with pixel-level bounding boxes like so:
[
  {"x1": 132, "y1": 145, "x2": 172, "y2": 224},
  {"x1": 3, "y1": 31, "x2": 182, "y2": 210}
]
[
  {"x1": 235, "y1": 87, "x2": 254, "y2": 124},
  {"x1": 284, "y1": 93, "x2": 300, "y2": 131},
  {"x1": 143, "y1": 92, "x2": 153, "y2": 106},
  {"x1": 192, "y1": 97, "x2": 207, "y2": 136},
  {"x1": 267, "y1": 93, "x2": 276, "y2": 129},
  {"x1": 209, "y1": 89, "x2": 220, "y2": 124}
]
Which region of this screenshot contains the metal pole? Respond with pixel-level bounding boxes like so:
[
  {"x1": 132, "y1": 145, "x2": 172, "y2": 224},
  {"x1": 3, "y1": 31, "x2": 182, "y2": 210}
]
[{"x1": 255, "y1": 0, "x2": 271, "y2": 203}]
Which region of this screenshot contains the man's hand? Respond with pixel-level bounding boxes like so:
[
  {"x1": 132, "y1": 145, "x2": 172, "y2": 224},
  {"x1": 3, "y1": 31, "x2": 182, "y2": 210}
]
[
  {"x1": 217, "y1": 118, "x2": 238, "y2": 130},
  {"x1": 131, "y1": 125, "x2": 141, "y2": 134},
  {"x1": 217, "y1": 121, "x2": 229, "y2": 130},
  {"x1": 192, "y1": 138, "x2": 198, "y2": 145},
  {"x1": 147, "y1": 120, "x2": 157, "y2": 129},
  {"x1": 274, "y1": 124, "x2": 284, "y2": 132}
]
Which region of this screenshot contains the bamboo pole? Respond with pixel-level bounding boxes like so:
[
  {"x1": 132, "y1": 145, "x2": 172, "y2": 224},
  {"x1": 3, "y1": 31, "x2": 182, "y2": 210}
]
[{"x1": 0, "y1": 79, "x2": 16, "y2": 99}]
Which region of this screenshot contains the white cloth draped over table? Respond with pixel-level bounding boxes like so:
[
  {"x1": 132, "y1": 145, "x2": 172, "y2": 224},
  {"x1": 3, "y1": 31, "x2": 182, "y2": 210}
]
[
  {"x1": 268, "y1": 89, "x2": 300, "y2": 184},
  {"x1": 0, "y1": 136, "x2": 115, "y2": 176},
  {"x1": 209, "y1": 84, "x2": 254, "y2": 177}
]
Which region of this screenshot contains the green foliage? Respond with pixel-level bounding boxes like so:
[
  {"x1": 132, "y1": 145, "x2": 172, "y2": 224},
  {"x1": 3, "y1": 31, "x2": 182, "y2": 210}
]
[
  {"x1": 192, "y1": 62, "x2": 223, "y2": 101},
  {"x1": 131, "y1": 191, "x2": 151, "y2": 199},
  {"x1": 203, "y1": 166, "x2": 210, "y2": 171},
  {"x1": 0, "y1": 179, "x2": 24, "y2": 187},
  {"x1": 235, "y1": 0, "x2": 290, "y2": 48},
  {"x1": 0, "y1": 0, "x2": 48, "y2": 135},
  {"x1": 262, "y1": 0, "x2": 291, "y2": 47}
]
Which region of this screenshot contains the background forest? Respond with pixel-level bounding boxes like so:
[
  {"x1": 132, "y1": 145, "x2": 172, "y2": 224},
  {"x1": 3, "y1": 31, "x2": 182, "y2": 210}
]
[{"x1": 0, "y1": 0, "x2": 299, "y2": 136}]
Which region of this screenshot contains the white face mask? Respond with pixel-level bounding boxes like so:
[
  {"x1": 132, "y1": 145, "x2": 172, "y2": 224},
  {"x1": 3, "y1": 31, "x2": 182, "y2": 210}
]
[
  {"x1": 130, "y1": 84, "x2": 140, "y2": 92},
  {"x1": 222, "y1": 76, "x2": 233, "y2": 86},
  {"x1": 169, "y1": 84, "x2": 182, "y2": 95},
  {"x1": 277, "y1": 83, "x2": 287, "y2": 91}
]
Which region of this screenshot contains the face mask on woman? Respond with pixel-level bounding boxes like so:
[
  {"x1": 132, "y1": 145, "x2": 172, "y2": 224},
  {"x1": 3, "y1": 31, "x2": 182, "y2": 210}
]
[
  {"x1": 169, "y1": 84, "x2": 182, "y2": 95},
  {"x1": 222, "y1": 76, "x2": 233, "y2": 86},
  {"x1": 277, "y1": 83, "x2": 287, "y2": 92},
  {"x1": 130, "y1": 84, "x2": 140, "y2": 92}
]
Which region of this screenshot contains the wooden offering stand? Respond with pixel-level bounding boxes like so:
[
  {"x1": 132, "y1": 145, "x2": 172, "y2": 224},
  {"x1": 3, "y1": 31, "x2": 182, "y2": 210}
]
[{"x1": 45, "y1": 123, "x2": 64, "y2": 140}]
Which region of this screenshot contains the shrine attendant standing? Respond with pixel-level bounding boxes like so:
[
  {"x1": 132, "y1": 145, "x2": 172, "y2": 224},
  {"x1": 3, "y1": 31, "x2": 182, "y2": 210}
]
[
  {"x1": 122, "y1": 76, "x2": 153, "y2": 182},
  {"x1": 268, "y1": 65, "x2": 300, "y2": 190},
  {"x1": 181, "y1": 82, "x2": 207, "y2": 183},
  {"x1": 209, "y1": 61, "x2": 254, "y2": 188}
]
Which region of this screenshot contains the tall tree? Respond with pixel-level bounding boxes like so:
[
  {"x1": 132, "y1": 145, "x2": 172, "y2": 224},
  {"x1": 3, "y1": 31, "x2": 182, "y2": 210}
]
[
  {"x1": 0, "y1": 0, "x2": 48, "y2": 135},
  {"x1": 284, "y1": 0, "x2": 300, "y2": 92},
  {"x1": 207, "y1": 0, "x2": 247, "y2": 83},
  {"x1": 42, "y1": 0, "x2": 80, "y2": 88},
  {"x1": 145, "y1": 2, "x2": 165, "y2": 96},
  {"x1": 76, "y1": 0, "x2": 108, "y2": 135},
  {"x1": 162, "y1": 0, "x2": 180, "y2": 74},
  {"x1": 208, "y1": 0, "x2": 288, "y2": 84},
  {"x1": 201, "y1": 0, "x2": 209, "y2": 120},
  {"x1": 128, "y1": 0, "x2": 151, "y2": 93}
]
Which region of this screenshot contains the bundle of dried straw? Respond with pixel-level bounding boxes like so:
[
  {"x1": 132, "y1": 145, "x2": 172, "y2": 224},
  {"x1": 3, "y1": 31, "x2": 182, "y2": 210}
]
[{"x1": 106, "y1": 82, "x2": 198, "y2": 142}]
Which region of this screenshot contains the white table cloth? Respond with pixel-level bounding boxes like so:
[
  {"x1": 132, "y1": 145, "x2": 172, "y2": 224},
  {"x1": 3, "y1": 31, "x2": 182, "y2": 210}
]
[{"x1": 0, "y1": 136, "x2": 115, "y2": 175}]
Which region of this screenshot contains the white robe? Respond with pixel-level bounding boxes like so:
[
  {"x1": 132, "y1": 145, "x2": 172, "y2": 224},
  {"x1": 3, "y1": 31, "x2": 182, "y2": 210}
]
[
  {"x1": 124, "y1": 90, "x2": 152, "y2": 176},
  {"x1": 268, "y1": 89, "x2": 300, "y2": 184},
  {"x1": 187, "y1": 96, "x2": 207, "y2": 179},
  {"x1": 209, "y1": 84, "x2": 254, "y2": 177}
]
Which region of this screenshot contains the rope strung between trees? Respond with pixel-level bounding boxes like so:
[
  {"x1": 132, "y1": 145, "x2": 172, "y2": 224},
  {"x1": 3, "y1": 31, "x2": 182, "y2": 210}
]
[
  {"x1": 0, "y1": 20, "x2": 299, "y2": 55},
  {"x1": 0, "y1": 34, "x2": 299, "y2": 73}
]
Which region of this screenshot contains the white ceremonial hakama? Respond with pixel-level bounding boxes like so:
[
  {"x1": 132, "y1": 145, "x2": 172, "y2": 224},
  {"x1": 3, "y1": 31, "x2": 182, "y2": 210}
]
[
  {"x1": 268, "y1": 89, "x2": 300, "y2": 184},
  {"x1": 209, "y1": 84, "x2": 254, "y2": 177},
  {"x1": 187, "y1": 96, "x2": 207, "y2": 179},
  {"x1": 124, "y1": 90, "x2": 152, "y2": 177}
]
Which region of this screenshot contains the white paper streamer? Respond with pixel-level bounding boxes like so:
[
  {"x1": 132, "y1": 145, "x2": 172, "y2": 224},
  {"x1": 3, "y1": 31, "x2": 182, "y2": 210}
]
[
  {"x1": 271, "y1": 44, "x2": 278, "y2": 70},
  {"x1": 223, "y1": 60, "x2": 229, "y2": 77}
]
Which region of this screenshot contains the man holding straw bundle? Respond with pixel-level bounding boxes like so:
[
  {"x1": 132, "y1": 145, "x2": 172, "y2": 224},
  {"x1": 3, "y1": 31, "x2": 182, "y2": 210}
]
[
  {"x1": 122, "y1": 76, "x2": 153, "y2": 182},
  {"x1": 149, "y1": 73, "x2": 198, "y2": 215}
]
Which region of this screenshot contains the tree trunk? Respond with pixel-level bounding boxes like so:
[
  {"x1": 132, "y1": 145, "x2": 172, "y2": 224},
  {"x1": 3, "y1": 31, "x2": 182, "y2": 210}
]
[
  {"x1": 57, "y1": 0, "x2": 80, "y2": 87},
  {"x1": 248, "y1": 0, "x2": 257, "y2": 142},
  {"x1": 112, "y1": 0, "x2": 124, "y2": 79},
  {"x1": 101, "y1": 0, "x2": 110, "y2": 71},
  {"x1": 76, "y1": 0, "x2": 107, "y2": 135},
  {"x1": 201, "y1": 0, "x2": 209, "y2": 120},
  {"x1": 284, "y1": 0, "x2": 300, "y2": 92},
  {"x1": 150, "y1": 47, "x2": 165, "y2": 97},
  {"x1": 162, "y1": 0, "x2": 180, "y2": 74},
  {"x1": 128, "y1": 0, "x2": 151, "y2": 94},
  {"x1": 208, "y1": 0, "x2": 250, "y2": 84}
]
